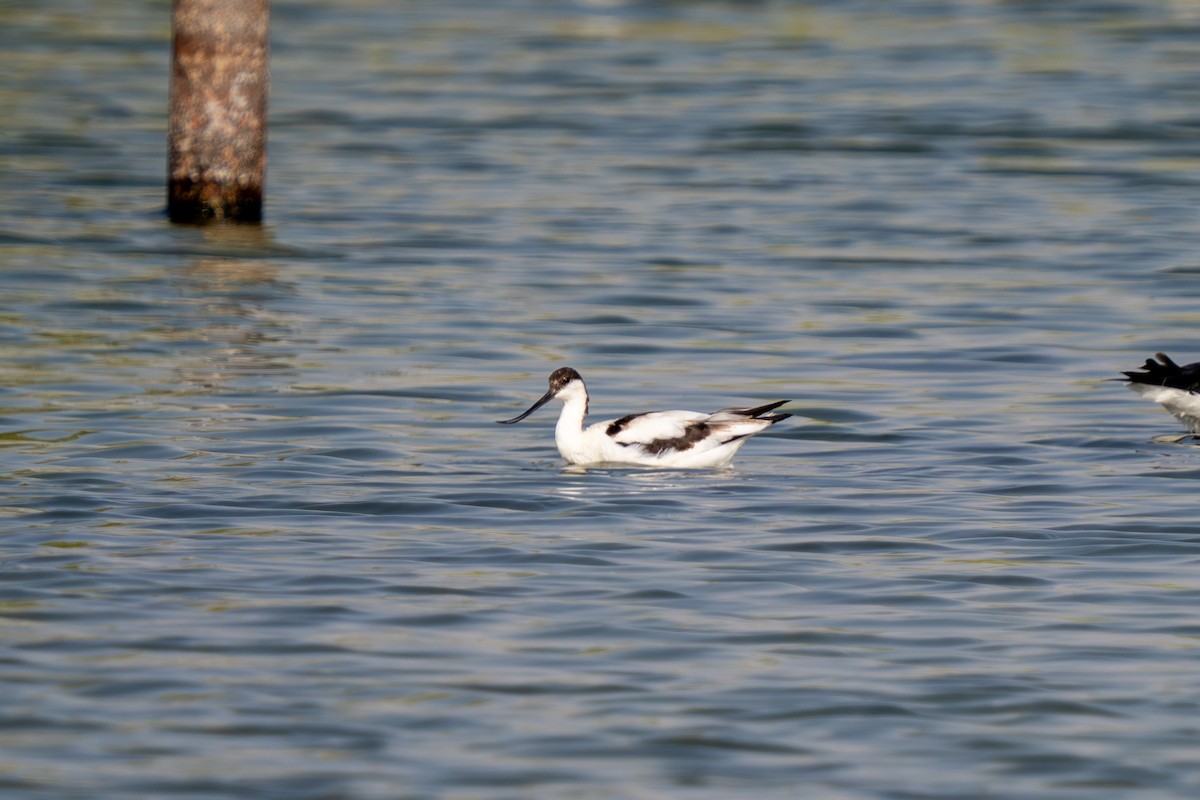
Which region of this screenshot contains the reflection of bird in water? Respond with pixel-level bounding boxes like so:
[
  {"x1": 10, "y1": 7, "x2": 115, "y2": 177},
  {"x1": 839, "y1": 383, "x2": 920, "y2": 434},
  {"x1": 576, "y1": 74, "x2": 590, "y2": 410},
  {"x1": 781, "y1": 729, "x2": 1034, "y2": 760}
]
[
  {"x1": 1121, "y1": 352, "x2": 1200, "y2": 434},
  {"x1": 497, "y1": 367, "x2": 790, "y2": 468}
]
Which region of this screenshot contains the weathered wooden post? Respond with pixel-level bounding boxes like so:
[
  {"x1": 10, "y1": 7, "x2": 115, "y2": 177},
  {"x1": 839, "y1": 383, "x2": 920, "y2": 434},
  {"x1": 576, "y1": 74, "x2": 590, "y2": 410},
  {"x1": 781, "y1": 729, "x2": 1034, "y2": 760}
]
[{"x1": 167, "y1": 0, "x2": 269, "y2": 223}]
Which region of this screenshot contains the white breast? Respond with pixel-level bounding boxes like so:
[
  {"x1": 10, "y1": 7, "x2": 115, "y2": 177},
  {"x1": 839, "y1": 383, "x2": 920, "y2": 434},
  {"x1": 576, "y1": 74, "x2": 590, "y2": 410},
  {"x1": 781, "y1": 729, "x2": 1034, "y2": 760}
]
[{"x1": 1129, "y1": 383, "x2": 1200, "y2": 433}]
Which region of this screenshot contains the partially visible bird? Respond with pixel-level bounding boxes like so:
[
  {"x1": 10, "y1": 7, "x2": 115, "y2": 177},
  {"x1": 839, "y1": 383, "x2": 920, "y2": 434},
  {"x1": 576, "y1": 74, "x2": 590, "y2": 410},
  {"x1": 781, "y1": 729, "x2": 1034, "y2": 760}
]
[
  {"x1": 496, "y1": 367, "x2": 790, "y2": 468},
  {"x1": 1121, "y1": 352, "x2": 1200, "y2": 433}
]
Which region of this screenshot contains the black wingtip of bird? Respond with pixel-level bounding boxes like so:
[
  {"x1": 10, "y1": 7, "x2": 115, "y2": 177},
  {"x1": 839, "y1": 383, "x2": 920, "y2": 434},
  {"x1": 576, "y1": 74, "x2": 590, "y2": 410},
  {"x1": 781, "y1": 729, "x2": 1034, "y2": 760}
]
[{"x1": 744, "y1": 400, "x2": 790, "y2": 419}]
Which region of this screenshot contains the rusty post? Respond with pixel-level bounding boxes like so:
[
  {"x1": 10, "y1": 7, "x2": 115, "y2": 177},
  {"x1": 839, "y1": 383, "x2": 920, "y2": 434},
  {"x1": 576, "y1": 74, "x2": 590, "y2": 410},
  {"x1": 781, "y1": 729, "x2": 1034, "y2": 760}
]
[{"x1": 168, "y1": 0, "x2": 269, "y2": 223}]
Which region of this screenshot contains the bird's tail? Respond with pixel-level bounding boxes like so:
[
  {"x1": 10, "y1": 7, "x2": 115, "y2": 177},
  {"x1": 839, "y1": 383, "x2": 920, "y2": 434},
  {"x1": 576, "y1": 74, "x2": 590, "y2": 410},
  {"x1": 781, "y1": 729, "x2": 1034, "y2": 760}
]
[
  {"x1": 711, "y1": 400, "x2": 791, "y2": 424},
  {"x1": 1123, "y1": 352, "x2": 1192, "y2": 389}
]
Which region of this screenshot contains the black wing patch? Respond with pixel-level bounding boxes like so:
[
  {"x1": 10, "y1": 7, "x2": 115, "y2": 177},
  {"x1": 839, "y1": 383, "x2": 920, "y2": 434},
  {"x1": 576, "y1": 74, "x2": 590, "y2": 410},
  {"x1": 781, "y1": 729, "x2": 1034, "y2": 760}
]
[
  {"x1": 1123, "y1": 352, "x2": 1200, "y2": 393},
  {"x1": 606, "y1": 413, "x2": 711, "y2": 454},
  {"x1": 606, "y1": 414, "x2": 640, "y2": 437},
  {"x1": 638, "y1": 422, "x2": 712, "y2": 455}
]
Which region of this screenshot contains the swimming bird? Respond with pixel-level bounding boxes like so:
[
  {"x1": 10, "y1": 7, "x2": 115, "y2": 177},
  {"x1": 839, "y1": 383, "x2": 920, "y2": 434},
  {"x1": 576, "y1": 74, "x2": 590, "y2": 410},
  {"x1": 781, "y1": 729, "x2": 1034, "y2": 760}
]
[
  {"x1": 496, "y1": 367, "x2": 790, "y2": 468},
  {"x1": 1121, "y1": 352, "x2": 1200, "y2": 433}
]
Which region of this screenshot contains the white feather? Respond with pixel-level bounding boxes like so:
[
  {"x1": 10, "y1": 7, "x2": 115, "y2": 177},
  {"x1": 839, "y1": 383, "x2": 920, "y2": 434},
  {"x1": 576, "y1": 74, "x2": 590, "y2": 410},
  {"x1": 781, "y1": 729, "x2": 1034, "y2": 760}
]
[{"x1": 1128, "y1": 383, "x2": 1200, "y2": 433}]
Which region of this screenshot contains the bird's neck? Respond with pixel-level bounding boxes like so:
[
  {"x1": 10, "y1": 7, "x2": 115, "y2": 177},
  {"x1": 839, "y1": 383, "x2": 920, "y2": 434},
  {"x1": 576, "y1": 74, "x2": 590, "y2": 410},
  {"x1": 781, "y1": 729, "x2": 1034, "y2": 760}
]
[{"x1": 555, "y1": 391, "x2": 589, "y2": 438}]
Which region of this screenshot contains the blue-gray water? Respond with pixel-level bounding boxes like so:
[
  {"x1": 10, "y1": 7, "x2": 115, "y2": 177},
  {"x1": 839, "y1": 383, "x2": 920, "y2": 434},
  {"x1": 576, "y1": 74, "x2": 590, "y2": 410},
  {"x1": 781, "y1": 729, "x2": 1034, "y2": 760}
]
[{"x1": 4, "y1": 2, "x2": 1200, "y2": 798}]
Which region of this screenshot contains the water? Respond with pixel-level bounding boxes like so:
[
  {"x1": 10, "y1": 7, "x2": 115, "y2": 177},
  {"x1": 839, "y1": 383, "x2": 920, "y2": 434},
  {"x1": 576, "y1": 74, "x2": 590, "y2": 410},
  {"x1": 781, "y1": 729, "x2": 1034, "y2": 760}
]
[{"x1": 3, "y1": 1, "x2": 1200, "y2": 798}]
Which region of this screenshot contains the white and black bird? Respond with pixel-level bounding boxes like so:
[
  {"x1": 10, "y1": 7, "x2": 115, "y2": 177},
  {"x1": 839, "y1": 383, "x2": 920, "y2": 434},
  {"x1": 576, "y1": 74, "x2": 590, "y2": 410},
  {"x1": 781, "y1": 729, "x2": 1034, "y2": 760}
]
[
  {"x1": 1121, "y1": 352, "x2": 1200, "y2": 434},
  {"x1": 497, "y1": 367, "x2": 790, "y2": 468}
]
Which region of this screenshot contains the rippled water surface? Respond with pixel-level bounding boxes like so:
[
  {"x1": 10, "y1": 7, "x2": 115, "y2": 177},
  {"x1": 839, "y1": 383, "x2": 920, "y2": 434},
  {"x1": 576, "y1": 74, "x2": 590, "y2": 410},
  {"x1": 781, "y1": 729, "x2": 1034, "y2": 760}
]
[{"x1": 4, "y1": 2, "x2": 1200, "y2": 798}]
